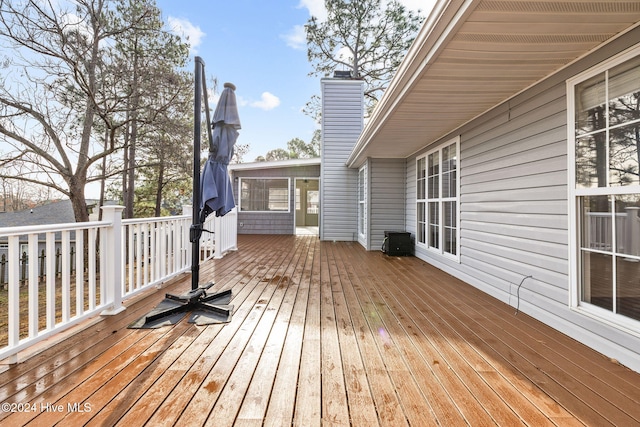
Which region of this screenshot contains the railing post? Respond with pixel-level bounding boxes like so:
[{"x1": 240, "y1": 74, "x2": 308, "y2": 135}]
[
  {"x1": 214, "y1": 207, "x2": 238, "y2": 259},
  {"x1": 230, "y1": 208, "x2": 238, "y2": 251},
  {"x1": 626, "y1": 207, "x2": 640, "y2": 256},
  {"x1": 183, "y1": 205, "x2": 193, "y2": 268},
  {"x1": 101, "y1": 205, "x2": 126, "y2": 315},
  {"x1": 214, "y1": 214, "x2": 222, "y2": 259}
]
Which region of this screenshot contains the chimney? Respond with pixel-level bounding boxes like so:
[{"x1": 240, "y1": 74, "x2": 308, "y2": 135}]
[
  {"x1": 319, "y1": 75, "x2": 364, "y2": 242},
  {"x1": 333, "y1": 70, "x2": 352, "y2": 79}
]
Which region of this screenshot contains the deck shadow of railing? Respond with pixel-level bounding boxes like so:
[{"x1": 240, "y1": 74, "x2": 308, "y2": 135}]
[{"x1": 0, "y1": 205, "x2": 237, "y2": 363}]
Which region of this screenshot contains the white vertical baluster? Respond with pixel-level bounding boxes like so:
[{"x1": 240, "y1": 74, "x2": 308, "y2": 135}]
[
  {"x1": 8, "y1": 236, "x2": 20, "y2": 349},
  {"x1": 46, "y1": 232, "x2": 55, "y2": 329},
  {"x1": 28, "y1": 234, "x2": 39, "y2": 338},
  {"x1": 61, "y1": 230, "x2": 70, "y2": 323},
  {"x1": 76, "y1": 229, "x2": 84, "y2": 317}
]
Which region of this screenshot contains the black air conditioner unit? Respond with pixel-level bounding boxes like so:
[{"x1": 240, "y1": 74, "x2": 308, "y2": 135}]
[{"x1": 382, "y1": 231, "x2": 412, "y2": 256}]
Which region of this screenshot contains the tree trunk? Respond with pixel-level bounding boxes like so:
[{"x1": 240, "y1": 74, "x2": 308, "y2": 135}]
[
  {"x1": 126, "y1": 118, "x2": 137, "y2": 218},
  {"x1": 69, "y1": 178, "x2": 89, "y2": 223},
  {"x1": 73, "y1": 0, "x2": 103, "y2": 223},
  {"x1": 155, "y1": 160, "x2": 164, "y2": 217},
  {"x1": 122, "y1": 109, "x2": 130, "y2": 214},
  {"x1": 98, "y1": 127, "x2": 108, "y2": 221},
  {"x1": 125, "y1": 40, "x2": 140, "y2": 219}
]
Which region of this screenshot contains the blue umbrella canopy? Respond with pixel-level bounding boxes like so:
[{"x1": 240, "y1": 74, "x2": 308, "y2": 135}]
[{"x1": 200, "y1": 82, "x2": 241, "y2": 218}]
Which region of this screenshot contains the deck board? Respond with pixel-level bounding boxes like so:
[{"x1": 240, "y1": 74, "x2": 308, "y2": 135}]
[
  {"x1": 327, "y1": 244, "x2": 384, "y2": 427},
  {"x1": 337, "y1": 243, "x2": 440, "y2": 426},
  {"x1": 320, "y1": 242, "x2": 351, "y2": 425},
  {"x1": 394, "y1": 255, "x2": 638, "y2": 425},
  {"x1": 1, "y1": 235, "x2": 639, "y2": 426},
  {"x1": 262, "y1": 235, "x2": 317, "y2": 427},
  {"x1": 334, "y1": 245, "x2": 414, "y2": 427},
  {"x1": 360, "y1": 249, "x2": 549, "y2": 425},
  {"x1": 294, "y1": 238, "x2": 322, "y2": 426}
]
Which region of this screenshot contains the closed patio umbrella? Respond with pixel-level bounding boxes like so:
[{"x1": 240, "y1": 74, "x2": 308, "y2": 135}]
[
  {"x1": 129, "y1": 58, "x2": 236, "y2": 328},
  {"x1": 200, "y1": 82, "x2": 241, "y2": 219}
]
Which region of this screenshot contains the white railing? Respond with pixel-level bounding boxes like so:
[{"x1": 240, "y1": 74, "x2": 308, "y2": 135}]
[
  {"x1": 0, "y1": 205, "x2": 237, "y2": 362},
  {"x1": 121, "y1": 214, "x2": 191, "y2": 300},
  {"x1": 586, "y1": 208, "x2": 640, "y2": 255},
  {"x1": 183, "y1": 206, "x2": 238, "y2": 262},
  {"x1": 212, "y1": 207, "x2": 238, "y2": 258}
]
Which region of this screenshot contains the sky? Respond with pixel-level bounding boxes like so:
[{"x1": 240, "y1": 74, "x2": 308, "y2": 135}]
[{"x1": 154, "y1": 0, "x2": 435, "y2": 162}]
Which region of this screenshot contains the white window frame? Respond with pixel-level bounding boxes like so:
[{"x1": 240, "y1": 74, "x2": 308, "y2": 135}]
[
  {"x1": 358, "y1": 165, "x2": 367, "y2": 240},
  {"x1": 238, "y1": 177, "x2": 291, "y2": 213},
  {"x1": 567, "y1": 43, "x2": 640, "y2": 333},
  {"x1": 416, "y1": 136, "x2": 460, "y2": 261}
]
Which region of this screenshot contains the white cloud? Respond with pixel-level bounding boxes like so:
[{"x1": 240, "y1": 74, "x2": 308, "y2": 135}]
[
  {"x1": 297, "y1": 0, "x2": 433, "y2": 22},
  {"x1": 398, "y1": 0, "x2": 438, "y2": 15},
  {"x1": 167, "y1": 17, "x2": 205, "y2": 54},
  {"x1": 281, "y1": 25, "x2": 307, "y2": 50},
  {"x1": 298, "y1": 0, "x2": 327, "y2": 21},
  {"x1": 249, "y1": 92, "x2": 281, "y2": 111}
]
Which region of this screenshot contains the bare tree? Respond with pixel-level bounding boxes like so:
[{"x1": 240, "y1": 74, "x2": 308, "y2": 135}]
[
  {"x1": 0, "y1": 0, "x2": 189, "y2": 221},
  {"x1": 0, "y1": 0, "x2": 127, "y2": 221}
]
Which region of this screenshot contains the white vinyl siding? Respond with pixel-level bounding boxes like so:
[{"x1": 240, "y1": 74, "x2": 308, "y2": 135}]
[
  {"x1": 402, "y1": 29, "x2": 640, "y2": 373},
  {"x1": 410, "y1": 70, "x2": 570, "y2": 315},
  {"x1": 369, "y1": 159, "x2": 406, "y2": 250},
  {"x1": 320, "y1": 78, "x2": 364, "y2": 241}
]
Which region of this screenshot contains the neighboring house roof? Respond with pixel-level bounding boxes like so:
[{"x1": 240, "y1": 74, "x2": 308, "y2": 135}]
[
  {"x1": 228, "y1": 157, "x2": 321, "y2": 172},
  {"x1": 0, "y1": 199, "x2": 97, "y2": 228},
  {"x1": 348, "y1": 0, "x2": 640, "y2": 167}
]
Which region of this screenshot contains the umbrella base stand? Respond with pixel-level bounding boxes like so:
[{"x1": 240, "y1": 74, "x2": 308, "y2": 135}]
[{"x1": 128, "y1": 284, "x2": 233, "y2": 329}]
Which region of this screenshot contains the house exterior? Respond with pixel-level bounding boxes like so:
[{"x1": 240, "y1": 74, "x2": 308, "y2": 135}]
[
  {"x1": 229, "y1": 158, "x2": 320, "y2": 235},
  {"x1": 323, "y1": 0, "x2": 640, "y2": 374},
  {"x1": 0, "y1": 200, "x2": 92, "y2": 283}
]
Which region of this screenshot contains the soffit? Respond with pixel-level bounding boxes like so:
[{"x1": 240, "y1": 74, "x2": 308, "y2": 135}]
[{"x1": 348, "y1": 0, "x2": 640, "y2": 166}]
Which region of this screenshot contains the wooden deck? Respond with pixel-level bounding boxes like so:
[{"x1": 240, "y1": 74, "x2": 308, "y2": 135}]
[{"x1": 1, "y1": 234, "x2": 639, "y2": 426}]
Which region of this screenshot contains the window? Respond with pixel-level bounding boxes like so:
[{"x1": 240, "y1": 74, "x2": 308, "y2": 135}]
[
  {"x1": 569, "y1": 46, "x2": 640, "y2": 324},
  {"x1": 417, "y1": 137, "x2": 459, "y2": 259},
  {"x1": 307, "y1": 191, "x2": 319, "y2": 214},
  {"x1": 240, "y1": 178, "x2": 290, "y2": 212},
  {"x1": 358, "y1": 166, "x2": 367, "y2": 237}
]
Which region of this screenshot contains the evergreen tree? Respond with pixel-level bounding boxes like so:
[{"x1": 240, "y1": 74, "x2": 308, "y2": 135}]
[{"x1": 305, "y1": 0, "x2": 423, "y2": 120}]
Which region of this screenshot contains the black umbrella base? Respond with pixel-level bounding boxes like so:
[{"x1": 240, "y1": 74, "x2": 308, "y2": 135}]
[{"x1": 129, "y1": 284, "x2": 233, "y2": 329}]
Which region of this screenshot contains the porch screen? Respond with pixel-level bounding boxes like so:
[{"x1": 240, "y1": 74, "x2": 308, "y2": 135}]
[
  {"x1": 573, "y1": 51, "x2": 640, "y2": 323},
  {"x1": 240, "y1": 178, "x2": 289, "y2": 212}
]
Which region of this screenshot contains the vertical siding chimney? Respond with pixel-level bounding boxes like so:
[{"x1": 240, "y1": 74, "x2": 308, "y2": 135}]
[{"x1": 319, "y1": 74, "x2": 364, "y2": 241}]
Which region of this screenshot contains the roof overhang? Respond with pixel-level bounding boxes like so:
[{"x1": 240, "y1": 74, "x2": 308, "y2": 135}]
[
  {"x1": 347, "y1": 0, "x2": 640, "y2": 167},
  {"x1": 228, "y1": 157, "x2": 321, "y2": 172}
]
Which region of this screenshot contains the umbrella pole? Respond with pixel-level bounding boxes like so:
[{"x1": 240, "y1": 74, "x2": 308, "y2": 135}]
[{"x1": 191, "y1": 56, "x2": 204, "y2": 291}]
